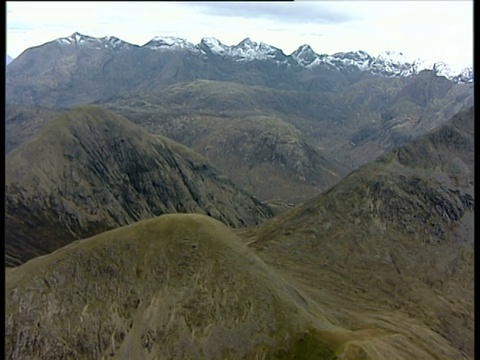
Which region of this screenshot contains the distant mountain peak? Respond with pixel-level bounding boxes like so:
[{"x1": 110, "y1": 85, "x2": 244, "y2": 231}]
[
  {"x1": 238, "y1": 37, "x2": 254, "y2": 46},
  {"x1": 39, "y1": 32, "x2": 475, "y2": 83},
  {"x1": 55, "y1": 32, "x2": 134, "y2": 50},
  {"x1": 199, "y1": 37, "x2": 230, "y2": 55},
  {"x1": 56, "y1": 32, "x2": 90, "y2": 44},
  {"x1": 201, "y1": 36, "x2": 223, "y2": 45},
  {"x1": 231, "y1": 38, "x2": 286, "y2": 62},
  {"x1": 143, "y1": 36, "x2": 197, "y2": 51},
  {"x1": 291, "y1": 45, "x2": 319, "y2": 66},
  {"x1": 377, "y1": 50, "x2": 407, "y2": 63}
]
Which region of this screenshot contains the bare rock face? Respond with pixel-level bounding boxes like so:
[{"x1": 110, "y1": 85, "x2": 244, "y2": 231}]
[{"x1": 5, "y1": 106, "x2": 273, "y2": 266}]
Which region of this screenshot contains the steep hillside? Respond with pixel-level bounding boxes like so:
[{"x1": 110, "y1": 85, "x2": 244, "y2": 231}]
[
  {"x1": 107, "y1": 109, "x2": 347, "y2": 205},
  {"x1": 5, "y1": 106, "x2": 273, "y2": 266},
  {"x1": 5, "y1": 104, "x2": 62, "y2": 154},
  {"x1": 336, "y1": 71, "x2": 474, "y2": 167},
  {"x1": 105, "y1": 76, "x2": 472, "y2": 199},
  {"x1": 6, "y1": 214, "x2": 463, "y2": 360},
  {"x1": 237, "y1": 107, "x2": 474, "y2": 359}
]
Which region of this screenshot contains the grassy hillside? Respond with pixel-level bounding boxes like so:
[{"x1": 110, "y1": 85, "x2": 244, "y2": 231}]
[
  {"x1": 237, "y1": 107, "x2": 474, "y2": 359},
  {"x1": 105, "y1": 76, "x2": 472, "y2": 204},
  {"x1": 6, "y1": 214, "x2": 463, "y2": 360},
  {"x1": 5, "y1": 105, "x2": 273, "y2": 266}
]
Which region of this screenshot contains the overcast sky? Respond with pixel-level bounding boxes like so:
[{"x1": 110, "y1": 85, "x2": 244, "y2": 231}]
[{"x1": 6, "y1": 1, "x2": 473, "y2": 71}]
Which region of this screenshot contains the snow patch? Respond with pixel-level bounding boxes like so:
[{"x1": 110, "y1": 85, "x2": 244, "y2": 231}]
[
  {"x1": 49, "y1": 32, "x2": 473, "y2": 83},
  {"x1": 199, "y1": 37, "x2": 230, "y2": 55},
  {"x1": 143, "y1": 36, "x2": 197, "y2": 51}
]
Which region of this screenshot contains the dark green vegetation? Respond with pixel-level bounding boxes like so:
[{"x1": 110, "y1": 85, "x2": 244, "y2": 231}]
[{"x1": 5, "y1": 106, "x2": 273, "y2": 266}]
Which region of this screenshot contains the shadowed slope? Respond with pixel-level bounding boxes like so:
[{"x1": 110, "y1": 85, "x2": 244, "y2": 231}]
[
  {"x1": 105, "y1": 76, "x2": 471, "y2": 205},
  {"x1": 5, "y1": 106, "x2": 273, "y2": 266},
  {"x1": 237, "y1": 107, "x2": 474, "y2": 359},
  {"x1": 6, "y1": 214, "x2": 460, "y2": 360},
  {"x1": 5, "y1": 104, "x2": 62, "y2": 154}
]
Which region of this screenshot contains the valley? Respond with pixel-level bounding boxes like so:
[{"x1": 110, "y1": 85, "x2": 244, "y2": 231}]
[{"x1": 5, "y1": 31, "x2": 474, "y2": 360}]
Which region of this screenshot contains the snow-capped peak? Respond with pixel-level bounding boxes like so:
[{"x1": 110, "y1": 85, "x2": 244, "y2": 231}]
[
  {"x1": 376, "y1": 50, "x2": 408, "y2": 64},
  {"x1": 287, "y1": 46, "x2": 472, "y2": 82},
  {"x1": 432, "y1": 61, "x2": 452, "y2": 78},
  {"x1": 453, "y1": 67, "x2": 474, "y2": 83},
  {"x1": 367, "y1": 50, "x2": 415, "y2": 76},
  {"x1": 55, "y1": 32, "x2": 134, "y2": 50},
  {"x1": 237, "y1": 37, "x2": 254, "y2": 47},
  {"x1": 100, "y1": 35, "x2": 133, "y2": 50},
  {"x1": 199, "y1": 37, "x2": 230, "y2": 55},
  {"x1": 231, "y1": 38, "x2": 286, "y2": 62},
  {"x1": 291, "y1": 45, "x2": 319, "y2": 66},
  {"x1": 56, "y1": 32, "x2": 92, "y2": 45},
  {"x1": 49, "y1": 32, "x2": 472, "y2": 83},
  {"x1": 142, "y1": 36, "x2": 196, "y2": 51}
]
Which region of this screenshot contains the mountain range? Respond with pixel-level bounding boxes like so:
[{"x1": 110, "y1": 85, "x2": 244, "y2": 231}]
[
  {"x1": 5, "y1": 32, "x2": 473, "y2": 206},
  {"x1": 6, "y1": 107, "x2": 474, "y2": 359},
  {"x1": 5, "y1": 32, "x2": 473, "y2": 109},
  {"x1": 5, "y1": 31, "x2": 475, "y2": 359},
  {"x1": 41, "y1": 32, "x2": 476, "y2": 82}
]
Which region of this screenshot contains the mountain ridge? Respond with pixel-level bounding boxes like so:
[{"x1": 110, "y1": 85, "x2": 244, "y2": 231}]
[
  {"x1": 10, "y1": 31, "x2": 472, "y2": 83},
  {"x1": 5, "y1": 105, "x2": 274, "y2": 266},
  {"x1": 6, "y1": 32, "x2": 473, "y2": 109},
  {"x1": 5, "y1": 107, "x2": 474, "y2": 359},
  {"x1": 50, "y1": 32, "x2": 473, "y2": 83}
]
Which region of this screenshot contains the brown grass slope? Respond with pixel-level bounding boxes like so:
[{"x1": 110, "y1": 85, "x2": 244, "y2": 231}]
[
  {"x1": 101, "y1": 78, "x2": 353, "y2": 205},
  {"x1": 6, "y1": 73, "x2": 472, "y2": 208},
  {"x1": 6, "y1": 214, "x2": 460, "y2": 360},
  {"x1": 105, "y1": 76, "x2": 472, "y2": 202},
  {"x1": 237, "y1": 107, "x2": 474, "y2": 359},
  {"x1": 5, "y1": 105, "x2": 273, "y2": 267}
]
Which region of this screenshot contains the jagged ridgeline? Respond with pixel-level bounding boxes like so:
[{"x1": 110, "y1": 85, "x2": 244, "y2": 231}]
[
  {"x1": 5, "y1": 32, "x2": 473, "y2": 208},
  {"x1": 5, "y1": 105, "x2": 274, "y2": 267},
  {"x1": 5, "y1": 32, "x2": 472, "y2": 109}
]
